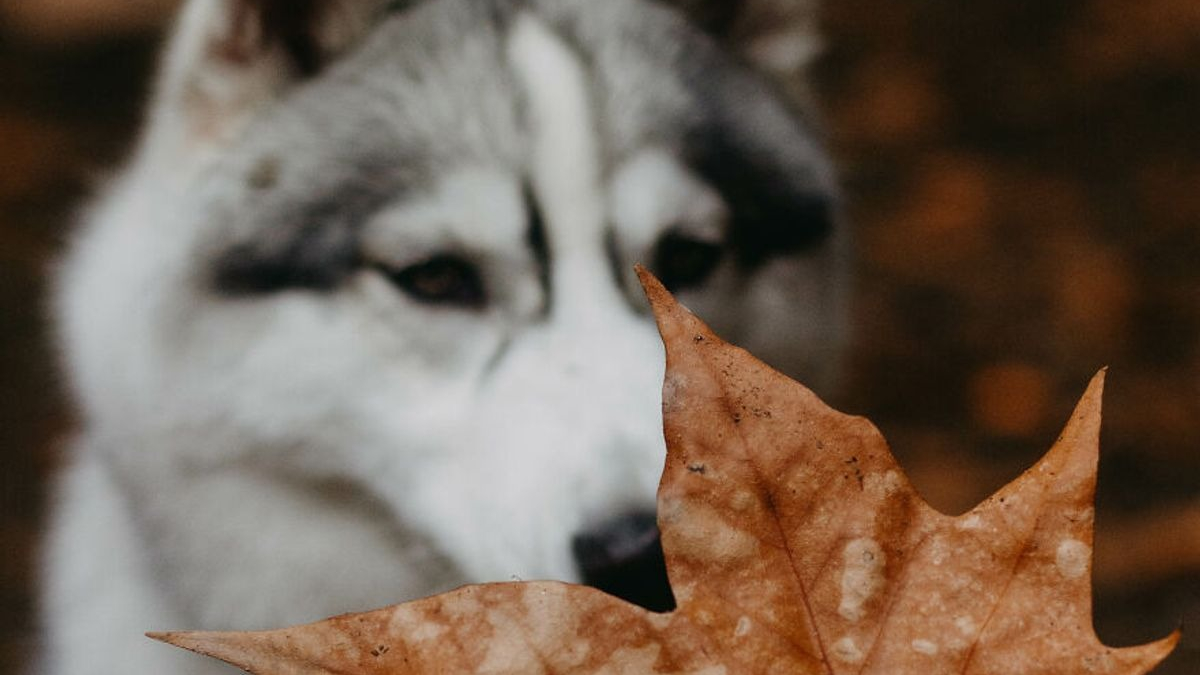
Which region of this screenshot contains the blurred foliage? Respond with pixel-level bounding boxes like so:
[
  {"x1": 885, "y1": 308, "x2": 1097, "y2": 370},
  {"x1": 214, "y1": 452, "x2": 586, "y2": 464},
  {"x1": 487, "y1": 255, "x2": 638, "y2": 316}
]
[
  {"x1": 817, "y1": 1, "x2": 1200, "y2": 670},
  {"x1": 0, "y1": 29, "x2": 160, "y2": 671}
]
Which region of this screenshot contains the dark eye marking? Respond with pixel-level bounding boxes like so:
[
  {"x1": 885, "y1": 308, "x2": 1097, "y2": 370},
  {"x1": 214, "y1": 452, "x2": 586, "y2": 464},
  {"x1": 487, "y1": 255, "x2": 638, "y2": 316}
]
[
  {"x1": 729, "y1": 193, "x2": 834, "y2": 268},
  {"x1": 525, "y1": 183, "x2": 551, "y2": 315},
  {"x1": 689, "y1": 140, "x2": 835, "y2": 268},
  {"x1": 653, "y1": 231, "x2": 723, "y2": 292},
  {"x1": 682, "y1": 72, "x2": 838, "y2": 269},
  {"x1": 213, "y1": 221, "x2": 360, "y2": 295},
  {"x1": 377, "y1": 254, "x2": 486, "y2": 309},
  {"x1": 384, "y1": 0, "x2": 418, "y2": 13}
]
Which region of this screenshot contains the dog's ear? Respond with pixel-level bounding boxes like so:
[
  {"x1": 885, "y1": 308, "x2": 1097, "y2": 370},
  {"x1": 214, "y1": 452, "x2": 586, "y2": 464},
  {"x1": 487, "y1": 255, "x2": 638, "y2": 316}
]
[
  {"x1": 664, "y1": 0, "x2": 822, "y2": 77},
  {"x1": 143, "y1": 0, "x2": 390, "y2": 162}
]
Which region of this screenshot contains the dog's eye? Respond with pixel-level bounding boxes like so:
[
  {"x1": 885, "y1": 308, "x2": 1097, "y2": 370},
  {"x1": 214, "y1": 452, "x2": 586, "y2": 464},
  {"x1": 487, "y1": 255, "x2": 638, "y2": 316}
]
[
  {"x1": 380, "y1": 255, "x2": 486, "y2": 308},
  {"x1": 654, "y1": 232, "x2": 723, "y2": 292}
]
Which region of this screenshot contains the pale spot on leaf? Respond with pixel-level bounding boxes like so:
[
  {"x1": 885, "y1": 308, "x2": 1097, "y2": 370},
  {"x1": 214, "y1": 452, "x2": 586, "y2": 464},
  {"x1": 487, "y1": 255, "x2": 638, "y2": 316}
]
[
  {"x1": 912, "y1": 639, "x2": 938, "y2": 655},
  {"x1": 833, "y1": 636, "x2": 864, "y2": 663},
  {"x1": 1056, "y1": 538, "x2": 1091, "y2": 579},
  {"x1": 958, "y1": 514, "x2": 984, "y2": 530},
  {"x1": 839, "y1": 538, "x2": 885, "y2": 622},
  {"x1": 955, "y1": 615, "x2": 978, "y2": 636}
]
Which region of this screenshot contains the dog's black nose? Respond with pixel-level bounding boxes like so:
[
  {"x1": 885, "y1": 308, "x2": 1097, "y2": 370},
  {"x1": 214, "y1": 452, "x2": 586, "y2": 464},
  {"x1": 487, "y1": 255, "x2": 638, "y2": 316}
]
[{"x1": 572, "y1": 511, "x2": 675, "y2": 612}]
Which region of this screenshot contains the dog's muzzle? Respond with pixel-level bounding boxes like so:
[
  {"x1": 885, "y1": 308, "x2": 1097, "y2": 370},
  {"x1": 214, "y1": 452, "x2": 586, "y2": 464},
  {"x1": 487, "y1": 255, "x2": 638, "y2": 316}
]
[{"x1": 571, "y1": 511, "x2": 675, "y2": 612}]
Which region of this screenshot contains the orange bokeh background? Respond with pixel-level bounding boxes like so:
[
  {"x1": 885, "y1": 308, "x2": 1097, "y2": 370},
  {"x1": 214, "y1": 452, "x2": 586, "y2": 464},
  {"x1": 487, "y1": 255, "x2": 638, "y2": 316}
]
[{"x1": 1, "y1": 0, "x2": 1197, "y2": 672}]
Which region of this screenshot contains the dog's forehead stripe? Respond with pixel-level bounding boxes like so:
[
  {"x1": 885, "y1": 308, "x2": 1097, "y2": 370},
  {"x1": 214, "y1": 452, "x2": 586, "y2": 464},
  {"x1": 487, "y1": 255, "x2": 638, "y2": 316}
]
[{"x1": 507, "y1": 14, "x2": 625, "y2": 324}]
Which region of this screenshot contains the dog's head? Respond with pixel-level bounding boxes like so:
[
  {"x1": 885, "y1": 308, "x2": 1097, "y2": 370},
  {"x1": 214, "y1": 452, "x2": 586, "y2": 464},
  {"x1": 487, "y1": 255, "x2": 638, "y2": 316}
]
[{"x1": 58, "y1": 0, "x2": 845, "y2": 620}]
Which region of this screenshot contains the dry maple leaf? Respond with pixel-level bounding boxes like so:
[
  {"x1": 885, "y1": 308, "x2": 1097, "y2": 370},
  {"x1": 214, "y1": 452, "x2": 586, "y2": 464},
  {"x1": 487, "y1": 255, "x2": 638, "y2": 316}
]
[{"x1": 151, "y1": 269, "x2": 1180, "y2": 675}]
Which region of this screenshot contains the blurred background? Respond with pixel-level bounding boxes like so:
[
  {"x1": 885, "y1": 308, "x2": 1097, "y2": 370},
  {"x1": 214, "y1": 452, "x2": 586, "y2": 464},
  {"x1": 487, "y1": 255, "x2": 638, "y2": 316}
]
[{"x1": 0, "y1": 0, "x2": 1197, "y2": 672}]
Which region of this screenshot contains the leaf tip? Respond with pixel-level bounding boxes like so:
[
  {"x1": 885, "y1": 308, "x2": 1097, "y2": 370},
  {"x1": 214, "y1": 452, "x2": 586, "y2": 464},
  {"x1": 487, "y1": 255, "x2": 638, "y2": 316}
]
[
  {"x1": 146, "y1": 630, "x2": 194, "y2": 649},
  {"x1": 1084, "y1": 367, "x2": 1107, "y2": 405},
  {"x1": 1059, "y1": 368, "x2": 1107, "y2": 461},
  {"x1": 147, "y1": 629, "x2": 266, "y2": 673},
  {"x1": 146, "y1": 629, "x2": 214, "y2": 654},
  {"x1": 1119, "y1": 628, "x2": 1182, "y2": 673},
  {"x1": 1031, "y1": 369, "x2": 1107, "y2": 488},
  {"x1": 635, "y1": 265, "x2": 673, "y2": 317},
  {"x1": 636, "y1": 265, "x2": 719, "y2": 353},
  {"x1": 1164, "y1": 627, "x2": 1183, "y2": 651}
]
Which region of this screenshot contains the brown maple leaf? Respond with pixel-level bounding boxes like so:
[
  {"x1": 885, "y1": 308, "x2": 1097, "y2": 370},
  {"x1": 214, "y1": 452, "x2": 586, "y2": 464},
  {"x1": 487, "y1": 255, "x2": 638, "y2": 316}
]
[{"x1": 151, "y1": 269, "x2": 1180, "y2": 675}]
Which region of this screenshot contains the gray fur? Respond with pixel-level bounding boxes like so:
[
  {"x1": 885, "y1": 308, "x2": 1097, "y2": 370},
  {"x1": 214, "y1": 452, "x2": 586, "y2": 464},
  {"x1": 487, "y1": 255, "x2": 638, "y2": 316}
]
[
  {"x1": 41, "y1": 1, "x2": 845, "y2": 674},
  {"x1": 198, "y1": 0, "x2": 835, "y2": 302}
]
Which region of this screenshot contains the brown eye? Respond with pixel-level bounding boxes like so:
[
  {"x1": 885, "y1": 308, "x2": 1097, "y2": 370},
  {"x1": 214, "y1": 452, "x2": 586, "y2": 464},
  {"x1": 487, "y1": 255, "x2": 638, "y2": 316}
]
[
  {"x1": 380, "y1": 255, "x2": 486, "y2": 308},
  {"x1": 654, "y1": 232, "x2": 723, "y2": 292}
]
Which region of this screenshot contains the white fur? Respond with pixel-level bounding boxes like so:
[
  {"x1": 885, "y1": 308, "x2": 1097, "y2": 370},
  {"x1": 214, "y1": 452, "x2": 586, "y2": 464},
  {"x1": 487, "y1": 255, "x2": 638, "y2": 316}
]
[
  {"x1": 39, "y1": 2, "x2": 840, "y2": 674},
  {"x1": 42, "y1": 10, "x2": 660, "y2": 675},
  {"x1": 509, "y1": 13, "x2": 616, "y2": 320},
  {"x1": 609, "y1": 149, "x2": 729, "y2": 267}
]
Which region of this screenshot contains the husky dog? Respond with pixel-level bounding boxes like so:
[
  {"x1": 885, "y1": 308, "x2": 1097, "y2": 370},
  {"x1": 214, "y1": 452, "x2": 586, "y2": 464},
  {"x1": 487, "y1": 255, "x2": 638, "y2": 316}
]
[{"x1": 39, "y1": 0, "x2": 846, "y2": 672}]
